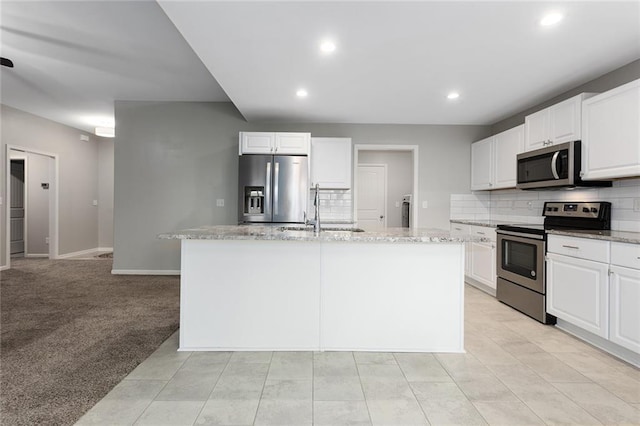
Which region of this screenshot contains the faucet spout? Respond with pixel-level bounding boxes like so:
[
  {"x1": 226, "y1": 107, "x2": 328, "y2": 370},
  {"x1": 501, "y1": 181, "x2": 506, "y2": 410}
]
[{"x1": 313, "y1": 183, "x2": 321, "y2": 234}]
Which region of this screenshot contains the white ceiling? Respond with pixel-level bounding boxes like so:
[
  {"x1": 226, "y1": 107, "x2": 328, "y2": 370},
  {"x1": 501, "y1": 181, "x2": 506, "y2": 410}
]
[{"x1": 1, "y1": 1, "x2": 639, "y2": 133}]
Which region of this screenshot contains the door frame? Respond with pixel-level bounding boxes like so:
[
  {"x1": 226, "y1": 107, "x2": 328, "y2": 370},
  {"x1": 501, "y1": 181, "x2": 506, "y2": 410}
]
[
  {"x1": 4, "y1": 145, "x2": 59, "y2": 268},
  {"x1": 353, "y1": 144, "x2": 419, "y2": 228},
  {"x1": 356, "y1": 163, "x2": 388, "y2": 229}
]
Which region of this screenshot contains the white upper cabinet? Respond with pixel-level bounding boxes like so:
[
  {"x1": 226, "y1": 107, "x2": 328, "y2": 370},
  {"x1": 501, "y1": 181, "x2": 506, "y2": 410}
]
[
  {"x1": 239, "y1": 132, "x2": 310, "y2": 155},
  {"x1": 524, "y1": 93, "x2": 595, "y2": 151},
  {"x1": 493, "y1": 124, "x2": 524, "y2": 189},
  {"x1": 471, "y1": 136, "x2": 494, "y2": 190},
  {"x1": 581, "y1": 79, "x2": 640, "y2": 180},
  {"x1": 471, "y1": 125, "x2": 524, "y2": 191},
  {"x1": 310, "y1": 137, "x2": 352, "y2": 189}
]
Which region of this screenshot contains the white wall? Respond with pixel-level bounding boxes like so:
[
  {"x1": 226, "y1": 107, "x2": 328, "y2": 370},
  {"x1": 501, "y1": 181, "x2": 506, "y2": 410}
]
[
  {"x1": 358, "y1": 150, "x2": 413, "y2": 227},
  {"x1": 113, "y1": 101, "x2": 489, "y2": 272},
  {"x1": 21, "y1": 151, "x2": 52, "y2": 255},
  {"x1": 0, "y1": 105, "x2": 109, "y2": 267}
]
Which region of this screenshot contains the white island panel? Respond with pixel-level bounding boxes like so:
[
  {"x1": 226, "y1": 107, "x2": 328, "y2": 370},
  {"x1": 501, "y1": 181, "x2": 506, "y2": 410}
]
[
  {"x1": 180, "y1": 239, "x2": 321, "y2": 351},
  {"x1": 321, "y1": 242, "x2": 465, "y2": 352}
]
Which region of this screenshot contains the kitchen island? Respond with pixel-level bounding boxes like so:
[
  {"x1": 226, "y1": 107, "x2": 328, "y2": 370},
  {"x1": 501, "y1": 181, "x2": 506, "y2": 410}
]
[{"x1": 159, "y1": 225, "x2": 474, "y2": 353}]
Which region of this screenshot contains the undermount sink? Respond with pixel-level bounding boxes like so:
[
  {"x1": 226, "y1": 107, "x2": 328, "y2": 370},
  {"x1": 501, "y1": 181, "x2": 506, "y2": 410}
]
[{"x1": 278, "y1": 226, "x2": 365, "y2": 233}]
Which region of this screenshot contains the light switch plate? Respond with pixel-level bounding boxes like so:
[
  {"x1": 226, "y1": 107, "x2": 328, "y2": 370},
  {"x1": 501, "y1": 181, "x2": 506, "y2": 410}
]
[
  {"x1": 216, "y1": 199, "x2": 225, "y2": 207},
  {"x1": 395, "y1": 201, "x2": 400, "y2": 208},
  {"x1": 92, "y1": 200, "x2": 98, "y2": 206},
  {"x1": 422, "y1": 201, "x2": 428, "y2": 209}
]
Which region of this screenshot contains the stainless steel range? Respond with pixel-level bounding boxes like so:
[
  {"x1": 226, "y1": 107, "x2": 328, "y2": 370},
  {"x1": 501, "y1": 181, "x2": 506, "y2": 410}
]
[{"x1": 496, "y1": 201, "x2": 611, "y2": 324}]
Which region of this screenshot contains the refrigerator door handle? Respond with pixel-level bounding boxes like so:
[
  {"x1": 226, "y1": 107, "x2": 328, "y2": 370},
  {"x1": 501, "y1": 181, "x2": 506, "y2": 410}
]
[
  {"x1": 265, "y1": 161, "x2": 271, "y2": 214},
  {"x1": 274, "y1": 162, "x2": 280, "y2": 215}
]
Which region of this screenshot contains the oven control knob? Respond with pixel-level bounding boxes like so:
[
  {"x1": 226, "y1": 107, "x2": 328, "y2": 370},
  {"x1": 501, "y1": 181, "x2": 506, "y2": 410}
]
[
  {"x1": 582, "y1": 207, "x2": 590, "y2": 213},
  {"x1": 591, "y1": 208, "x2": 598, "y2": 213},
  {"x1": 531, "y1": 271, "x2": 536, "y2": 277}
]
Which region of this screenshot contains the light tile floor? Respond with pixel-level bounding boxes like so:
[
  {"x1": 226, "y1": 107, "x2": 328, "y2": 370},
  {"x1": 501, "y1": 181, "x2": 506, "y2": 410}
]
[{"x1": 76, "y1": 285, "x2": 640, "y2": 425}]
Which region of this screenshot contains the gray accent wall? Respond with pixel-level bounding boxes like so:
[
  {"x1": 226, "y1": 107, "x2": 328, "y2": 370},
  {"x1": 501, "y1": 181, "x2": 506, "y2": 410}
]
[
  {"x1": 98, "y1": 138, "x2": 114, "y2": 248},
  {"x1": 0, "y1": 105, "x2": 106, "y2": 267},
  {"x1": 113, "y1": 101, "x2": 489, "y2": 272},
  {"x1": 492, "y1": 59, "x2": 640, "y2": 133}
]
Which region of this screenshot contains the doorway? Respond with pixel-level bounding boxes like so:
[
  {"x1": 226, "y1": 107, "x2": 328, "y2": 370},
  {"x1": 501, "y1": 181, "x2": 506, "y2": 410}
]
[
  {"x1": 354, "y1": 145, "x2": 419, "y2": 229},
  {"x1": 4, "y1": 145, "x2": 58, "y2": 267}
]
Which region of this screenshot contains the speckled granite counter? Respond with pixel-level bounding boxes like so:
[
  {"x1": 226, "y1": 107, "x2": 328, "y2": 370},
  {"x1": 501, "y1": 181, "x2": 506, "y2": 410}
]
[
  {"x1": 547, "y1": 229, "x2": 640, "y2": 244},
  {"x1": 159, "y1": 225, "x2": 480, "y2": 243}
]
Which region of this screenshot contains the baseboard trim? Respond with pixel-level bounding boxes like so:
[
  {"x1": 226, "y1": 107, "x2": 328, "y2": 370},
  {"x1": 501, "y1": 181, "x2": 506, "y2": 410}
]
[
  {"x1": 25, "y1": 254, "x2": 48, "y2": 258},
  {"x1": 111, "y1": 269, "x2": 181, "y2": 276},
  {"x1": 0, "y1": 265, "x2": 8, "y2": 271},
  {"x1": 464, "y1": 276, "x2": 497, "y2": 297},
  {"x1": 56, "y1": 248, "x2": 102, "y2": 259},
  {"x1": 97, "y1": 247, "x2": 113, "y2": 252}
]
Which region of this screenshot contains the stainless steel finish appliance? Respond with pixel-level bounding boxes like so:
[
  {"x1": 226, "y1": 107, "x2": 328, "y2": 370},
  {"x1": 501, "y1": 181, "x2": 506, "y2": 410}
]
[
  {"x1": 496, "y1": 201, "x2": 611, "y2": 324},
  {"x1": 238, "y1": 154, "x2": 308, "y2": 223},
  {"x1": 516, "y1": 141, "x2": 611, "y2": 190}
]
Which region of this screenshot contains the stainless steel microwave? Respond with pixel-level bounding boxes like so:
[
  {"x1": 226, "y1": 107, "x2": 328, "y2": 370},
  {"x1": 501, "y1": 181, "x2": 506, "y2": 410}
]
[{"x1": 516, "y1": 141, "x2": 611, "y2": 190}]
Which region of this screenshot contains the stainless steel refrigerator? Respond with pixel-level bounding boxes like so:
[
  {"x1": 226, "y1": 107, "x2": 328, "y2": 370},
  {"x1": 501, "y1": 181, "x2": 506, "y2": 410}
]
[{"x1": 238, "y1": 154, "x2": 309, "y2": 223}]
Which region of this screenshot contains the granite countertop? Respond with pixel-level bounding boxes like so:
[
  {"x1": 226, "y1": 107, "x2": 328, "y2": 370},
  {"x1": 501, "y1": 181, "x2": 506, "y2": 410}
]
[
  {"x1": 547, "y1": 229, "x2": 640, "y2": 244},
  {"x1": 158, "y1": 225, "x2": 488, "y2": 244}
]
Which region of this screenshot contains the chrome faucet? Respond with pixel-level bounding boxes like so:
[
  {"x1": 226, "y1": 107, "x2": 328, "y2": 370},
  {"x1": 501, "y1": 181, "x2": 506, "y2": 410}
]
[{"x1": 312, "y1": 183, "x2": 321, "y2": 234}]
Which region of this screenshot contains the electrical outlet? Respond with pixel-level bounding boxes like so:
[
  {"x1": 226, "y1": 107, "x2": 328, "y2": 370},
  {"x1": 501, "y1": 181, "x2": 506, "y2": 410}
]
[
  {"x1": 634, "y1": 198, "x2": 640, "y2": 212},
  {"x1": 92, "y1": 200, "x2": 98, "y2": 206},
  {"x1": 45, "y1": 237, "x2": 49, "y2": 245},
  {"x1": 216, "y1": 199, "x2": 225, "y2": 207},
  {"x1": 395, "y1": 201, "x2": 400, "y2": 208},
  {"x1": 422, "y1": 201, "x2": 428, "y2": 209}
]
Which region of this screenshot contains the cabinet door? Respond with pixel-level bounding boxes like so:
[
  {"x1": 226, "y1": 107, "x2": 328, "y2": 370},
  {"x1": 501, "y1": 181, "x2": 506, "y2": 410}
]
[
  {"x1": 470, "y1": 136, "x2": 494, "y2": 190},
  {"x1": 610, "y1": 265, "x2": 640, "y2": 354},
  {"x1": 582, "y1": 79, "x2": 640, "y2": 180},
  {"x1": 524, "y1": 109, "x2": 549, "y2": 151},
  {"x1": 450, "y1": 224, "x2": 472, "y2": 276},
  {"x1": 240, "y1": 132, "x2": 275, "y2": 154},
  {"x1": 549, "y1": 96, "x2": 582, "y2": 144},
  {"x1": 470, "y1": 241, "x2": 496, "y2": 289},
  {"x1": 274, "y1": 133, "x2": 310, "y2": 155},
  {"x1": 546, "y1": 253, "x2": 609, "y2": 338},
  {"x1": 493, "y1": 125, "x2": 524, "y2": 189},
  {"x1": 310, "y1": 138, "x2": 352, "y2": 189}
]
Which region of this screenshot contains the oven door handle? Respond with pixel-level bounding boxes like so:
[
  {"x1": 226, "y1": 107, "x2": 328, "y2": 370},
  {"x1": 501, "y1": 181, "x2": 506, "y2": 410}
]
[
  {"x1": 551, "y1": 151, "x2": 560, "y2": 180},
  {"x1": 497, "y1": 230, "x2": 545, "y2": 240}
]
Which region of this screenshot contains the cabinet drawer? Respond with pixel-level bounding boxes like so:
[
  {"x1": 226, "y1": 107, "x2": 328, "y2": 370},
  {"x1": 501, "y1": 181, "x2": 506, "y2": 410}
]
[
  {"x1": 470, "y1": 225, "x2": 496, "y2": 242},
  {"x1": 547, "y1": 235, "x2": 609, "y2": 263},
  {"x1": 611, "y1": 242, "x2": 640, "y2": 270},
  {"x1": 450, "y1": 223, "x2": 470, "y2": 238}
]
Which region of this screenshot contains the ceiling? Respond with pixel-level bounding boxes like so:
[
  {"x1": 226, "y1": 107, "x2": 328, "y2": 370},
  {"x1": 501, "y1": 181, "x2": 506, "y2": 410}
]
[{"x1": 1, "y1": 1, "x2": 639, "y2": 133}]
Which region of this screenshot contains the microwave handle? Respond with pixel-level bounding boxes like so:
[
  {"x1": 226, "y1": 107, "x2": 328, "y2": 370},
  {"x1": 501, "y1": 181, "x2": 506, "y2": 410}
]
[{"x1": 551, "y1": 151, "x2": 560, "y2": 180}]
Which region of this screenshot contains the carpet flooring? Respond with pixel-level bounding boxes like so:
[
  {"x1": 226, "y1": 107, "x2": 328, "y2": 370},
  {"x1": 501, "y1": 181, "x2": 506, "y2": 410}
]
[{"x1": 0, "y1": 258, "x2": 180, "y2": 425}]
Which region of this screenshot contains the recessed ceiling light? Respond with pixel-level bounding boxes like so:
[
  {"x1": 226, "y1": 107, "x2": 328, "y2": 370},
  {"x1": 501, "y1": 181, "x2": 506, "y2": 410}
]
[
  {"x1": 447, "y1": 92, "x2": 460, "y2": 100},
  {"x1": 320, "y1": 40, "x2": 336, "y2": 54},
  {"x1": 296, "y1": 89, "x2": 308, "y2": 98},
  {"x1": 540, "y1": 12, "x2": 563, "y2": 26}
]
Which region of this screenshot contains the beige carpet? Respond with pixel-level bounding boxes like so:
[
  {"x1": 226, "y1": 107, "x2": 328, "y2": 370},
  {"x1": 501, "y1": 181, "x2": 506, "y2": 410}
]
[{"x1": 0, "y1": 258, "x2": 180, "y2": 425}]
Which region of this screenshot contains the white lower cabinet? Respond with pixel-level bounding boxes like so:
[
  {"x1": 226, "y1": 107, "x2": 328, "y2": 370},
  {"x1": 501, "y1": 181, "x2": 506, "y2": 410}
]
[
  {"x1": 470, "y1": 241, "x2": 496, "y2": 290},
  {"x1": 450, "y1": 223, "x2": 471, "y2": 276},
  {"x1": 609, "y1": 265, "x2": 640, "y2": 353},
  {"x1": 546, "y1": 252, "x2": 609, "y2": 338}
]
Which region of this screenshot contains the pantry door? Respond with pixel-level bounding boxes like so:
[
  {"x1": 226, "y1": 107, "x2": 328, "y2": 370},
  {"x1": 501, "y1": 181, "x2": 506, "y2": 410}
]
[{"x1": 356, "y1": 164, "x2": 387, "y2": 231}]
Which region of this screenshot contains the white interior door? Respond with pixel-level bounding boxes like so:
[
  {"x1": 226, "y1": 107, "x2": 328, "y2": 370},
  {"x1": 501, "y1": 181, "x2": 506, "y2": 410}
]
[
  {"x1": 357, "y1": 164, "x2": 387, "y2": 230},
  {"x1": 10, "y1": 159, "x2": 25, "y2": 255}
]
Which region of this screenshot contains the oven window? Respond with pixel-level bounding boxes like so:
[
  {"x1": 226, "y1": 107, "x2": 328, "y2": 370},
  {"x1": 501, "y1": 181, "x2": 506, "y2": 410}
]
[{"x1": 502, "y1": 239, "x2": 537, "y2": 279}]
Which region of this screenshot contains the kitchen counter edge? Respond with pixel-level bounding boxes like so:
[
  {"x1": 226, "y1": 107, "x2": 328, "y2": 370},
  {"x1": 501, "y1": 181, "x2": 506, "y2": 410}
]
[
  {"x1": 547, "y1": 229, "x2": 640, "y2": 245},
  {"x1": 158, "y1": 225, "x2": 488, "y2": 244}
]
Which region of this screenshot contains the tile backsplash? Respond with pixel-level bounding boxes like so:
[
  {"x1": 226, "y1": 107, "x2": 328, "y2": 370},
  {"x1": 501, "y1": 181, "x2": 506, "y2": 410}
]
[
  {"x1": 309, "y1": 189, "x2": 353, "y2": 222},
  {"x1": 450, "y1": 177, "x2": 640, "y2": 232}
]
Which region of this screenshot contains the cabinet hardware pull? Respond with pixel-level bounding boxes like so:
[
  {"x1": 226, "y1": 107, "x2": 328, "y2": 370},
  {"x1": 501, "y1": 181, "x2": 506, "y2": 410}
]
[
  {"x1": 562, "y1": 245, "x2": 580, "y2": 249},
  {"x1": 477, "y1": 232, "x2": 485, "y2": 235},
  {"x1": 454, "y1": 227, "x2": 462, "y2": 231}
]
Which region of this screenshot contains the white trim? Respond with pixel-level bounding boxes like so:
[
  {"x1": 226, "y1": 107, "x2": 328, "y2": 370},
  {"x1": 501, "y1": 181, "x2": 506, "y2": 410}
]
[
  {"x1": 111, "y1": 269, "x2": 181, "y2": 276},
  {"x1": 97, "y1": 247, "x2": 113, "y2": 252},
  {"x1": 24, "y1": 253, "x2": 48, "y2": 258},
  {"x1": 5, "y1": 145, "x2": 59, "y2": 267},
  {"x1": 353, "y1": 144, "x2": 419, "y2": 228},
  {"x1": 56, "y1": 247, "x2": 102, "y2": 259},
  {"x1": 0, "y1": 265, "x2": 9, "y2": 271}
]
